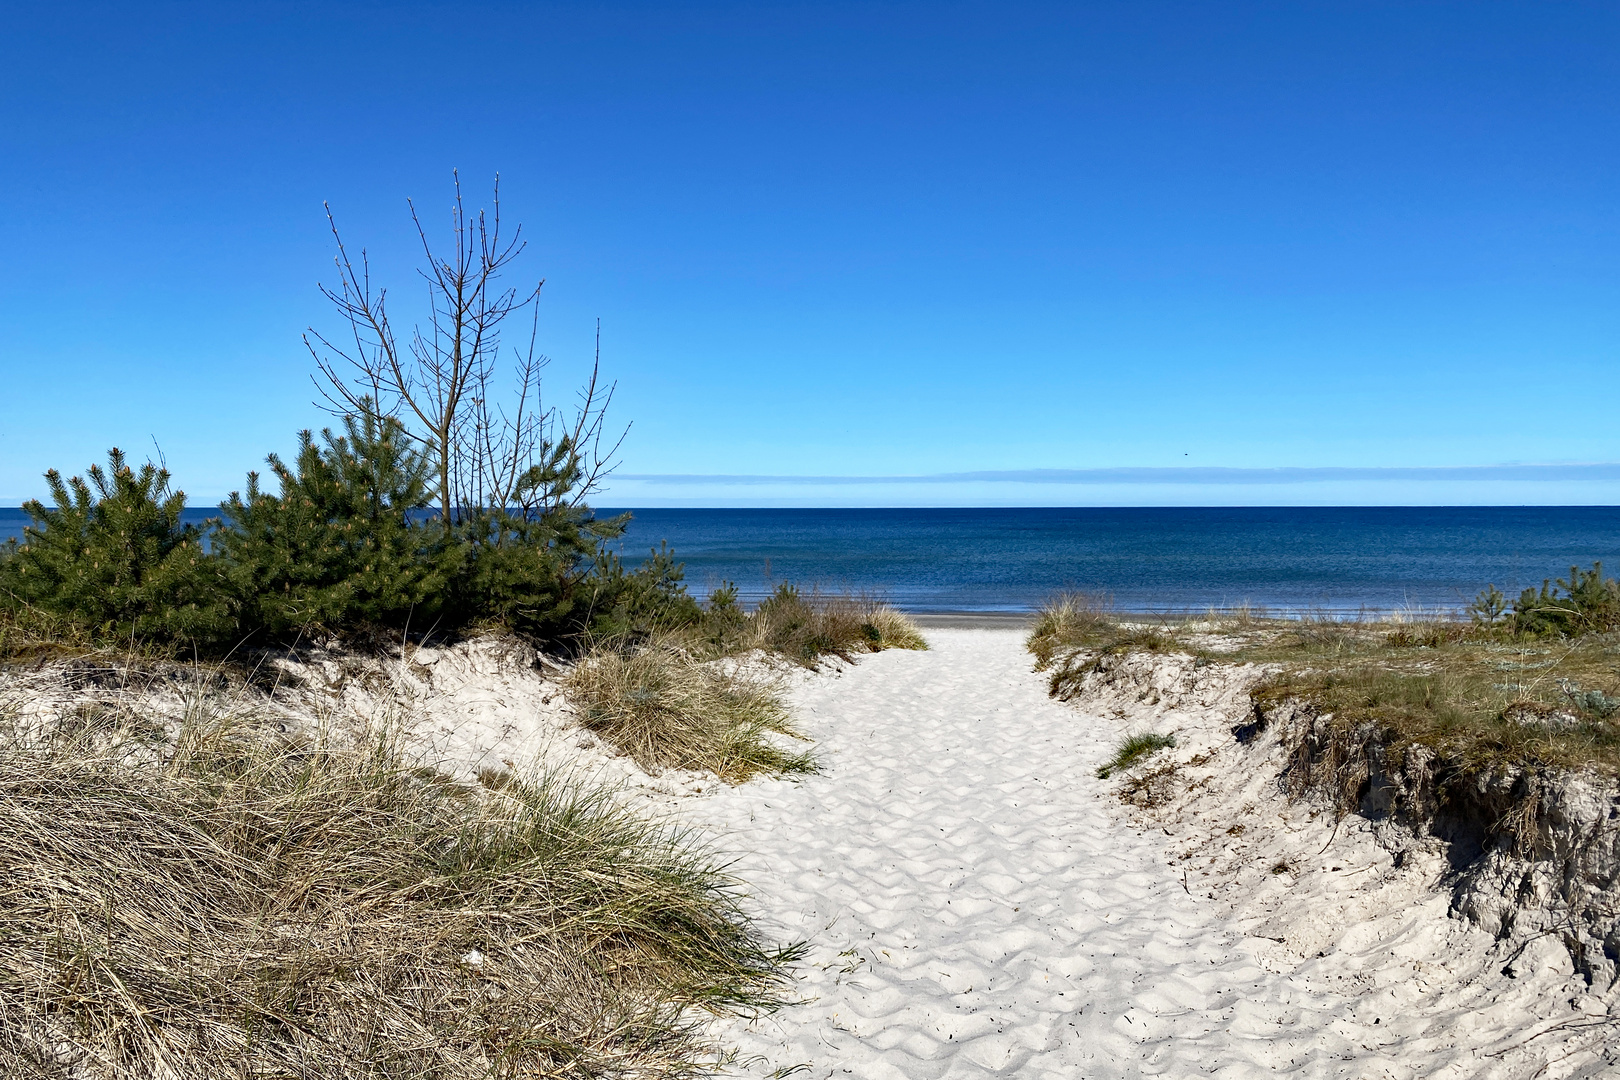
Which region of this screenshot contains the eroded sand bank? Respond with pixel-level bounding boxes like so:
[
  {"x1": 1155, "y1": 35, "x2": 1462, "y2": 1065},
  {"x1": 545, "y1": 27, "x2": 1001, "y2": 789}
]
[{"x1": 699, "y1": 628, "x2": 1616, "y2": 1079}]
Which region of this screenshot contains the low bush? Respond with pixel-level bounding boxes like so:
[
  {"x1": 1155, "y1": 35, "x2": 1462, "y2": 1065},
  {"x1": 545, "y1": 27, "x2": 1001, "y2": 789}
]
[
  {"x1": 579, "y1": 542, "x2": 705, "y2": 643},
  {"x1": 3, "y1": 433, "x2": 936, "y2": 672},
  {"x1": 217, "y1": 413, "x2": 456, "y2": 639},
  {"x1": 2, "y1": 431, "x2": 703, "y2": 656},
  {"x1": 690, "y1": 582, "x2": 748, "y2": 653},
  {"x1": 0, "y1": 705, "x2": 786, "y2": 1078},
  {"x1": 1504, "y1": 563, "x2": 1620, "y2": 637}
]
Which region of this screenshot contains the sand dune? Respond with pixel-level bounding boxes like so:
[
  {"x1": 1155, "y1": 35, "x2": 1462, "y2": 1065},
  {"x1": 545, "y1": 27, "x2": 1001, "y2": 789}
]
[{"x1": 697, "y1": 629, "x2": 1616, "y2": 1079}]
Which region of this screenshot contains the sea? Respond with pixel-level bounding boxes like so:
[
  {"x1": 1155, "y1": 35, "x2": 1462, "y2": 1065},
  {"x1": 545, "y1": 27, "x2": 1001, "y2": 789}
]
[{"x1": 4, "y1": 506, "x2": 1616, "y2": 615}]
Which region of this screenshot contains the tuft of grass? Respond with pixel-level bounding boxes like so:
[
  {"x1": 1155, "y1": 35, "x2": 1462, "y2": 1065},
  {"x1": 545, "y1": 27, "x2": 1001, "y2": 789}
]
[
  {"x1": 0, "y1": 704, "x2": 789, "y2": 1078},
  {"x1": 861, "y1": 605, "x2": 929, "y2": 652},
  {"x1": 0, "y1": 595, "x2": 102, "y2": 664},
  {"x1": 1027, "y1": 593, "x2": 1118, "y2": 669},
  {"x1": 1289, "y1": 611, "x2": 1362, "y2": 653},
  {"x1": 695, "y1": 584, "x2": 926, "y2": 666},
  {"x1": 566, "y1": 637, "x2": 815, "y2": 781},
  {"x1": 1097, "y1": 731, "x2": 1177, "y2": 779},
  {"x1": 1026, "y1": 594, "x2": 1187, "y2": 698}
]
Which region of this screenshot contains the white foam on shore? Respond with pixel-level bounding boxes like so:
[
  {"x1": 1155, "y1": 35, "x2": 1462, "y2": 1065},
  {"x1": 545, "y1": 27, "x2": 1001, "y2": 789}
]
[{"x1": 695, "y1": 628, "x2": 1614, "y2": 1079}]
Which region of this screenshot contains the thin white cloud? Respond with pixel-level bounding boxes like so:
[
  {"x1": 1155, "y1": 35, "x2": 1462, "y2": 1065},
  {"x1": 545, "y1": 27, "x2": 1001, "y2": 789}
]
[{"x1": 617, "y1": 464, "x2": 1620, "y2": 486}]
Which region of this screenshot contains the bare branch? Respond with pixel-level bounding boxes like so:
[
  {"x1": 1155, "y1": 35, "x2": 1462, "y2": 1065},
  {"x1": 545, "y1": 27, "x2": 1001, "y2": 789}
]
[{"x1": 309, "y1": 174, "x2": 625, "y2": 528}]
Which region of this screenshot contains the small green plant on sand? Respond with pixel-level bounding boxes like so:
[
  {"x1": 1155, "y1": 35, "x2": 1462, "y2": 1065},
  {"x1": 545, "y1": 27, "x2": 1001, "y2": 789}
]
[
  {"x1": 1097, "y1": 732, "x2": 1177, "y2": 779},
  {"x1": 1503, "y1": 562, "x2": 1620, "y2": 637}
]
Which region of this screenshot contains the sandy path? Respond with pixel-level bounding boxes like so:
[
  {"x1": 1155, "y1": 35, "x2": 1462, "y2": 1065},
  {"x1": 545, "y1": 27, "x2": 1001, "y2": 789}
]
[
  {"x1": 701, "y1": 629, "x2": 1301, "y2": 1078},
  {"x1": 698, "y1": 629, "x2": 1605, "y2": 1079}
]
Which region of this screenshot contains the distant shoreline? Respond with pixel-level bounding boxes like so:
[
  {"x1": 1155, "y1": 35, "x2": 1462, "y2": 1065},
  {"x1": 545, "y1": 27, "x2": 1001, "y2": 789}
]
[{"x1": 902, "y1": 606, "x2": 1470, "y2": 628}]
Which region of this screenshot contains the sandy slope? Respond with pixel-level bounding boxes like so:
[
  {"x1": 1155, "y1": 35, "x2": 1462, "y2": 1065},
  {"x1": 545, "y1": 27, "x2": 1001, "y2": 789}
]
[{"x1": 698, "y1": 629, "x2": 1615, "y2": 1079}]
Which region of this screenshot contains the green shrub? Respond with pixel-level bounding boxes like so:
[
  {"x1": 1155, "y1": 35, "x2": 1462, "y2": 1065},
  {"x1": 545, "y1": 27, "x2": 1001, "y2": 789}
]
[
  {"x1": 217, "y1": 413, "x2": 455, "y2": 639},
  {"x1": 446, "y1": 505, "x2": 620, "y2": 641},
  {"x1": 1509, "y1": 562, "x2": 1620, "y2": 637},
  {"x1": 750, "y1": 583, "x2": 826, "y2": 660},
  {"x1": 8, "y1": 420, "x2": 704, "y2": 653},
  {"x1": 0, "y1": 449, "x2": 232, "y2": 648},
  {"x1": 690, "y1": 584, "x2": 924, "y2": 665},
  {"x1": 577, "y1": 542, "x2": 704, "y2": 644}
]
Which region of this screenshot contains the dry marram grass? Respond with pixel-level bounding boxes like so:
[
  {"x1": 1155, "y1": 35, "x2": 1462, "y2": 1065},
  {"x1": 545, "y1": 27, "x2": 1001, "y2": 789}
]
[
  {"x1": 566, "y1": 639, "x2": 814, "y2": 781},
  {"x1": 1026, "y1": 596, "x2": 1620, "y2": 775},
  {"x1": 0, "y1": 700, "x2": 787, "y2": 1079},
  {"x1": 719, "y1": 587, "x2": 927, "y2": 665}
]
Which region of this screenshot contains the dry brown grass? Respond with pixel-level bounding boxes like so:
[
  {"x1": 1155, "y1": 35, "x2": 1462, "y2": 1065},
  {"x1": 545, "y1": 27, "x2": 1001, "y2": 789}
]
[
  {"x1": 747, "y1": 586, "x2": 927, "y2": 664},
  {"x1": 0, "y1": 598, "x2": 100, "y2": 664},
  {"x1": 696, "y1": 585, "x2": 926, "y2": 667},
  {"x1": 1026, "y1": 592, "x2": 1620, "y2": 774},
  {"x1": 564, "y1": 588, "x2": 927, "y2": 784},
  {"x1": 1026, "y1": 593, "x2": 1117, "y2": 669},
  {"x1": 566, "y1": 638, "x2": 814, "y2": 781},
  {"x1": 1246, "y1": 628, "x2": 1620, "y2": 775},
  {"x1": 859, "y1": 606, "x2": 928, "y2": 652},
  {"x1": 0, "y1": 700, "x2": 789, "y2": 1079}
]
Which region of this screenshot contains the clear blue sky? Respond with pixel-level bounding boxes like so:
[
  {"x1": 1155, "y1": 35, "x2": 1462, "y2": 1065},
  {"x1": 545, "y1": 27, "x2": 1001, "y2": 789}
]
[{"x1": 2, "y1": 1, "x2": 1616, "y2": 506}]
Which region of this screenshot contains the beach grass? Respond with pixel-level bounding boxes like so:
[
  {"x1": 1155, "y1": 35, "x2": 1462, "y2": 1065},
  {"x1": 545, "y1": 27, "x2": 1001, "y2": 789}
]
[
  {"x1": 0, "y1": 596, "x2": 101, "y2": 664},
  {"x1": 1027, "y1": 592, "x2": 1117, "y2": 669},
  {"x1": 1097, "y1": 731, "x2": 1177, "y2": 779},
  {"x1": 566, "y1": 636, "x2": 816, "y2": 781},
  {"x1": 1244, "y1": 632, "x2": 1620, "y2": 776},
  {"x1": 0, "y1": 698, "x2": 788, "y2": 1078},
  {"x1": 697, "y1": 584, "x2": 927, "y2": 666},
  {"x1": 1028, "y1": 594, "x2": 1620, "y2": 775}
]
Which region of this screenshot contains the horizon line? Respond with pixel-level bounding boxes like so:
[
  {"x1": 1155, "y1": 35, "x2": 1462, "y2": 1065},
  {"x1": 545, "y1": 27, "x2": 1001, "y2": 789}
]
[{"x1": 616, "y1": 463, "x2": 1620, "y2": 486}]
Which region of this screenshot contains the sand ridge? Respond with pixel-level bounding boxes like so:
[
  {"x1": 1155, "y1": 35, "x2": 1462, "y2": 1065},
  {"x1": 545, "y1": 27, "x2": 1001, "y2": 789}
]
[{"x1": 697, "y1": 628, "x2": 1615, "y2": 1079}]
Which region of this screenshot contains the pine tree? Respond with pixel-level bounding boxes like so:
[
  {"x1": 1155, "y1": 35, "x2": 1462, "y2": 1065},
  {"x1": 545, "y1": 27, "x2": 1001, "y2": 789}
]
[
  {"x1": 218, "y1": 412, "x2": 453, "y2": 639},
  {"x1": 0, "y1": 450, "x2": 232, "y2": 646}
]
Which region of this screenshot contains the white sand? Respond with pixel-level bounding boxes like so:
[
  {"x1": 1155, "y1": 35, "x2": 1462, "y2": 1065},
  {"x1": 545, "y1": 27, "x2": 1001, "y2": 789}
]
[
  {"x1": 697, "y1": 629, "x2": 1618, "y2": 1079},
  {"x1": 8, "y1": 630, "x2": 1614, "y2": 1074}
]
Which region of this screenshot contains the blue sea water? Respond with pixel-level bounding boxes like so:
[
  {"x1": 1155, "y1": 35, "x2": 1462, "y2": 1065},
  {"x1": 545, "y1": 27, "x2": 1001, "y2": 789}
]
[
  {"x1": 4, "y1": 506, "x2": 1617, "y2": 614},
  {"x1": 605, "y1": 506, "x2": 1620, "y2": 614}
]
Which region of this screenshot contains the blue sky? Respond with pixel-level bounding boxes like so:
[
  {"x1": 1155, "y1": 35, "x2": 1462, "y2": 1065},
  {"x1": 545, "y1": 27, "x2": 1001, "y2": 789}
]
[{"x1": 2, "y1": 1, "x2": 1616, "y2": 506}]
